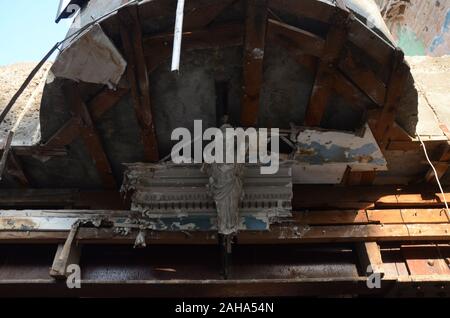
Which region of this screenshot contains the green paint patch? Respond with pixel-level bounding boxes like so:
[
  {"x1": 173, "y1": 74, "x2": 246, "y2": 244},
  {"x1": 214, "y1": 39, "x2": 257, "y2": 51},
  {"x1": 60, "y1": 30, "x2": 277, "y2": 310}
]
[{"x1": 397, "y1": 26, "x2": 426, "y2": 56}]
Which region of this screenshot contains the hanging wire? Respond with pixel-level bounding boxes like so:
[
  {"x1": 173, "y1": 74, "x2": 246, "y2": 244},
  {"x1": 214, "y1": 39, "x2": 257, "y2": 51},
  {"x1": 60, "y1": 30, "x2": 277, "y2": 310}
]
[{"x1": 417, "y1": 134, "x2": 450, "y2": 218}]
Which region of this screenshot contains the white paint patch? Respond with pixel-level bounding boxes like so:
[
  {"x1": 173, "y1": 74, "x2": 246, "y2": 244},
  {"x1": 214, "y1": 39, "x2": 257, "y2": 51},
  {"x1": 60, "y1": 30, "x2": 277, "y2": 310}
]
[{"x1": 52, "y1": 24, "x2": 127, "y2": 87}]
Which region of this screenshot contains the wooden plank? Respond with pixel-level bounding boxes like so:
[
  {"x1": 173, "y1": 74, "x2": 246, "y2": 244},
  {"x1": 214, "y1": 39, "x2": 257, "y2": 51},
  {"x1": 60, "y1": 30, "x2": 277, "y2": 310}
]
[
  {"x1": 119, "y1": 5, "x2": 159, "y2": 162},
  {"x1": 296, "y1": 209, "x2": 449, "y2": 225},
  {"x1": 295, "y1": 210, "x2": 369, "y2": 225},
  {"x1": 268, "y1": 0, "x2": 335, "y2": 24},
  {"x1": 402, "y1": 245, "x2": 450, "y2": 276},
  {"x1": 293, "y1": 185, "x2": 450, "y2": 210},
  {"x1": 367, "y1": 209, "x2": 449, "y2": 224},
  {"x1": 49, "y1": 224, "x2": 81, "y2": 279},
  {"x1": 304, "y1": 14, "x2": 348, "y2": 126},
  {"x1": 375, "y1": 194, "x2": 450, "y2": 208},
  {"x1": 63, "y1": 83, "x2": 117, "y2": 189},
  {"x1": 240, "y1": 0, "x2": 268, "y2": 127}
]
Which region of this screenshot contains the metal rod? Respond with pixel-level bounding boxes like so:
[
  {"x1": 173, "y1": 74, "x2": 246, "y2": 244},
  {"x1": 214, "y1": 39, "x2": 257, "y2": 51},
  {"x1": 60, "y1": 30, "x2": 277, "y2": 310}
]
[{"x1": 171, "y1": 0, "x2": 186, "y2": 72}]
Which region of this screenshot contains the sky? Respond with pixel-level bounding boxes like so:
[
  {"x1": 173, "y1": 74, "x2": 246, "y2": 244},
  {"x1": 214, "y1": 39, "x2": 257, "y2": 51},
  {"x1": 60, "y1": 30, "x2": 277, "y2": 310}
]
[{"x1": 0, "y1": 0, "x2": 72, "y2": 66}]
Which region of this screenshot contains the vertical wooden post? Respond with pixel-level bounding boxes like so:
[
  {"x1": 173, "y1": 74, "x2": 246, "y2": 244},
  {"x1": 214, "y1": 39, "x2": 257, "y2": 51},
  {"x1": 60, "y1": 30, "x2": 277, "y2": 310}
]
[
  {"x1": 240, "y1": 0, "x2": 268, "y2": 127},
  {"x1": 119, "y1": 5, "x2": 160, "y2": 162},
  {"x1": 304, "y1": 8, "x2": 349, "y2": 127}
]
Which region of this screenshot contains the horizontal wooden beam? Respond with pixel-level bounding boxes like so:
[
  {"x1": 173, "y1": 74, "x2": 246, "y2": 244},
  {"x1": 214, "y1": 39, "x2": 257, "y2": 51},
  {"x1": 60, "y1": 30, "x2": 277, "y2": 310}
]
[
  {"x1": 0, "y1": 223, "x2": 449, "y2": 245},
  {"x1": 144, "y1": 23, "x2": 245, "y2": 72},
  {"x1": 266, "y1": 19, "x2": 325, "y2": 57}
]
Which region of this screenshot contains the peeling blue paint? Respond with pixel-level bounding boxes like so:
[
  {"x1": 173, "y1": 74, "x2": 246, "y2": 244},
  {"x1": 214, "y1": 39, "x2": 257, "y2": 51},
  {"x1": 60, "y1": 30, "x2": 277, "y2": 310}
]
[
  {"x1": 430, "y1": 10, "x2": 450, "y2": 53},
  {"x1": 297, "y1": 142, "x2": 384, "y2": 165},
  {"x1": 243, "y1": 216, "x2": 268, "y2": 231},
  {"x1": 146, "y1": 215, "x2": 269, "y2": 232}
]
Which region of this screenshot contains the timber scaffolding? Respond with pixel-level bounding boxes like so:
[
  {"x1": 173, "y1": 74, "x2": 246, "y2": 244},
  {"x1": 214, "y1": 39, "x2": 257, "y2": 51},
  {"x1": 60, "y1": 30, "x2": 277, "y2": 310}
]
[
  {"x1": 0, "y1": 0, "x2": 450, "y2": 297},
  {"x1": 1, "y1": 186, "x2": 450, "y2": 297}
]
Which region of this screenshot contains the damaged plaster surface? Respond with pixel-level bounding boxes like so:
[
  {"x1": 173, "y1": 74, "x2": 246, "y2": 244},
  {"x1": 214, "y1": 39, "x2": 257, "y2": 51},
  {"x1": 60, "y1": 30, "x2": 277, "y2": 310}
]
[
  {"x1": 122, "y1": 163, "x2": 293, "y2": 233},
  {"x1": 409, "y1": 55, "x2": 450, "y2": 138},
  {"x1": 291, "y1": 124, "x2": 387, "y2": 184},
  {"x1": 376, "y1": 0, "x2": 450, "y2": 56}
]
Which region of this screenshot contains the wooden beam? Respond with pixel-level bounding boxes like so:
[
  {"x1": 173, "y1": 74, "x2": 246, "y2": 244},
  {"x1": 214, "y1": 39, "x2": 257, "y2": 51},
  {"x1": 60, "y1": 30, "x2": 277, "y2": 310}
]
[
  {"x1": 43, "y1": 87, "x2": 128, "y2": 149},
  {"x1": 144, "y1": 23, "x2": 245, "y2": 72},
  {"x1": 63, "y1": 83, "x2": 117, "y2": 189},
  {"x1": 268, "y1": 0, "x2": 395, "y2": 67},
  {"x1": 357, "y1": 242, "x2": 385, "y2": 276},
  {"x1": 0, "y1": 189, "x2": 126, "y2": 210},
  {"x1": 266, "y1": 19, "x2": 325, "y2": 57},
  {"x1": 1, "y1": 223, "x2": 450, "y2": 245},
  {"x1": 240, "y1": 0, "x2": 268, "y2": 127},
  {"x1": 304, "y1": 3, "x2": 350, "y2": 127},
  {"x1": 0, "y1": 131, "x2": 14, "y2": 181},
  {"x1": 338, "y1": 50, "x2": 386, "y2": 106},
  {"x1": 345, "y1": 171, "x2": 377, "y2": 186},
  {"x1": 44, "y1": 117, "x2": 81, "y2": 148},
  {"x1": 425, "y1": 142, "x2": 450, "y2": 183},
  {"x1": 183, "y1": 0, "x2": 237, "y2": 30},
  {"x1": 13, "y1": 146, "x2": 67, "y2": 157},
  {"x1": 374, "y1": 50, "x2": 410, "y2": 149},
  {"x1": 88, "y1": 87, "x2": 129, "y2": 121},
  {"x1": 7, "y1": 151, "x2": 30, "y2": 187},
  {"x1": 119, "y1": 5, "x2": 159, "y2": 162}
]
